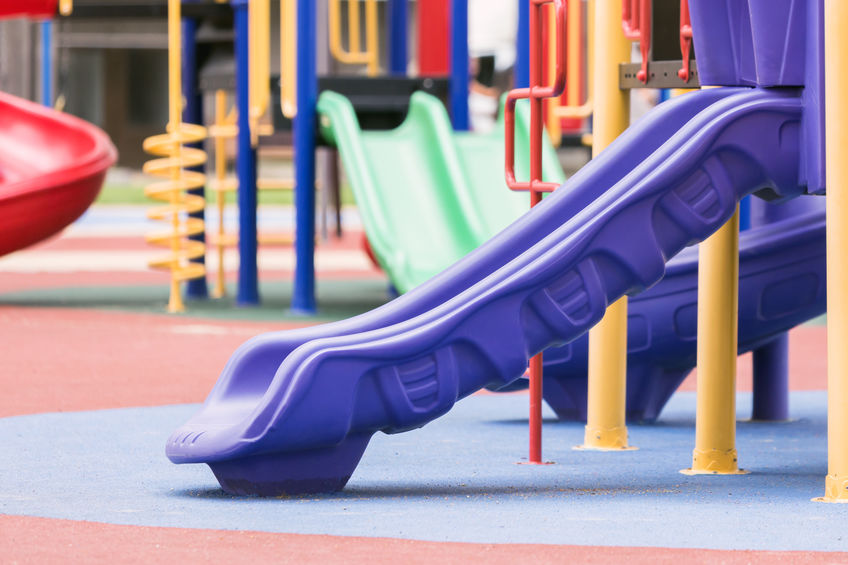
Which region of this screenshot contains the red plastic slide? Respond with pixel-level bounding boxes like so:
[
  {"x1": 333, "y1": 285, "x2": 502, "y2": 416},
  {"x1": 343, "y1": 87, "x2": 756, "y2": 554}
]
[
  {"x1": 0, "y1": 0, "x2": 57, "y2": 19},
  {"x1": 0, "y1": 92, "x2": 116, "y2": 256}
]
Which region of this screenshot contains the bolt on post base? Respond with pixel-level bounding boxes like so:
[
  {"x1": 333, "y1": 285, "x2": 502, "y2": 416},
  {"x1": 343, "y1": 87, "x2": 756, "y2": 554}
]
[
  {"x1": 575, "y1": 425, "x2": 637, "y2": 451},
  {"x1": 680, "y1": 447, "x2": 748, "y2": 475},
  {"x1": 813, "y1": 474, "x2": 848, "y2": 503}
]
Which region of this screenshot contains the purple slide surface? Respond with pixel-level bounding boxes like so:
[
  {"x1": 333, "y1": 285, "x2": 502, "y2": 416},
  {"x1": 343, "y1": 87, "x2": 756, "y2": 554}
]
[
  {"x1": 168, "y1": 87, "x2": 807, "y2": 496},
  {"x1": 537, "y1": 195, "x2": 825, "y2": 422}
]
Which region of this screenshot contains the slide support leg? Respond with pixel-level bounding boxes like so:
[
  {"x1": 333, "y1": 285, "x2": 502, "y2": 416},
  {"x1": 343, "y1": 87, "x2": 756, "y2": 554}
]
[
  {"x1": 751, "y1": 334, "x2": 790, "y2": 421},
  {"x1": 581, "y1": 0, "x2": 633, "y2": 451},
  {"x1": 684, "y1": 206, "x2": 746, "y2": 475},
  {"x1": 821, "y1": 0, "x2": 848, "y2": 502}
]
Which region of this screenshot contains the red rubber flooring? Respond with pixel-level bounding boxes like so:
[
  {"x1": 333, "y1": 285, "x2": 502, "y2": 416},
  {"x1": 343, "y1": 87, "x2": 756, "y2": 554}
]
[
  {"x1": 3, "y1": 515, "x2": 845, "y2": 565},
  {"x1": 0, "y1": 305, "x2": 826, "y2": 418}
]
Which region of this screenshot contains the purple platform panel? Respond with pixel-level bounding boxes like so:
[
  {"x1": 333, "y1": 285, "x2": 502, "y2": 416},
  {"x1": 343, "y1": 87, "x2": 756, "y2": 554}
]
[
  {"x1": 167, "y1": 88, "x2": 805, "y2": 496},
  {"x1": 688, "y1": 0, "x2": 824, "y2": 192},
  {"x1": 688, "y1": 0, "x2": 805, "y2": 87}
]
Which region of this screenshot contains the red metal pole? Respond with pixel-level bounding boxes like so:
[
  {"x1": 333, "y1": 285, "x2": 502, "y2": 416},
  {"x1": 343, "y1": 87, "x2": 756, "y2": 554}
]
[
  {"x1": 418, "y1": 0, "x2": 450, "y2": 76},
  {"x1": 678, "y1": 0, "x2": 693, "y2": 82},
  {"x1": 636, "y1": 0, "x2": 651, "y2": 83},
  {"x1": 504, "y1": 0, "x2": 566, "y2": 462},
  {"x1": 528, "y1": 0, "x2": 544, "y2": 464}
]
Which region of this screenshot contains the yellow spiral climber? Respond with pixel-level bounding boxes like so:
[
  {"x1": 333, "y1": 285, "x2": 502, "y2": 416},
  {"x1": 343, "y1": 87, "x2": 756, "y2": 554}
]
[
  {"x1": 143, "y1": 0, "x2": 208, "y2": 313},
  {"x1": 143, "y1": 123, "x2": 208, "y2": 313}
]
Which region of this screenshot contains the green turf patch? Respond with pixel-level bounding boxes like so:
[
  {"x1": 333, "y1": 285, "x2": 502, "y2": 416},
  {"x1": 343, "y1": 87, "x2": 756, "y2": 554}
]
[
  {"x1": 0, "y1": 278, "x2": 391, "y2": 323},
  {"x1": 96, "y1": 181, "x2": 356, "y2": 207}
]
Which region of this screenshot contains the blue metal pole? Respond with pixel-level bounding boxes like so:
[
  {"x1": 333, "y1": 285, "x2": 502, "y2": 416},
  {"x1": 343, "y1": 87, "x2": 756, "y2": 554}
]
[
  {"x1": 291, "y1": 0, "x2": 317, "y2": 313},
  {"x1": 748, "y1": 196, "x2": 791, "y2": 420},
  {"x1": 752, "y1": 335, "x2": 790, "y2": 421},
  {"x1": 234, "y1": 0, "x2": 260, "y2": 305},
  {"x1": 450, "y1": 0, "x2": 469, "y2": 130},
  {"x1": 182, "y1": 15, "x2": 209, "y2": 300},
  {"x1": 40, "y1": 21, "x2": 52, "y2": 106},
  {"x1": 515, "y1": 0, "x2": 529, "y2": 89},
  {"x1": 388, "y1": 0, "x2": 408, "y2": 76},
  {"x1": 739, "y1": 195, "x2": 752, "y2": 231}
]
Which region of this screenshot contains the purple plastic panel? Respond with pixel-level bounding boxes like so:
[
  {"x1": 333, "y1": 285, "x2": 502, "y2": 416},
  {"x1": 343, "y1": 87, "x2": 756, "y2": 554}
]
[
  {"x1": 689, "y1": 0, "x2": 756, "y2": 86},
  {"x1": 801, "y1": 0, "x2": 825, "y2": 194},
  {"x1": 748, "y1": 0, "x2": 806, "y2": 86},
  {"x1": 689, "y1": 0, "x2": 825, "y2": 193},
  {"x1": 690, "y1": 0, "x2": 807, "y2": 87},
  {"x1": 167, "y1": 88, "x2": 805, "y2": 496}
]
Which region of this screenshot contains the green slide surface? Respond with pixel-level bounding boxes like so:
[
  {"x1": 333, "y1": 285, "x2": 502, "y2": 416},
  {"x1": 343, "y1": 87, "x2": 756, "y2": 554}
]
[{"x1": 317, "y1": 91, "x2": 566, "y2": 293}]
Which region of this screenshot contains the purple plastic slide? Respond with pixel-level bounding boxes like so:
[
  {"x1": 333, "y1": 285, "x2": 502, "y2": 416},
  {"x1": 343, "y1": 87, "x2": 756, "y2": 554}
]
[
  {"x1": 168, "y1": 87, "x2": 808, "y2": 496},
  {"x1": 538, "y1": 194, "x2": 825, "y2": 422}
]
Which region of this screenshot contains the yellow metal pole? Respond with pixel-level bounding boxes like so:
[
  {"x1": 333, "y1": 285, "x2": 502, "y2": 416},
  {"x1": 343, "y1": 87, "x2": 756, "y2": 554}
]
[
  {"x1": 364, "y1": 0, "x2": 379, "y2": 76},
  {"x1": 820, "y1": 0, "x2": 848, "y2": 502},
  {"x1": 142, "y1": 0, "x2": 206, "y2": 313},
  {"x1": 579, "y1": 0, "x2": 634, "y2": 451},
  {"x1": 682, "y1": 205, "x2": 746, "y2": 474},
  {"x1": 166, "y1": 0, "x2": 184, "y2": 313},
  {"x1": 258, "y1": 0, "x2": 270, "y2": 114},
  {"x1": 348, "y1": 0, "x2": 361, "y2": 55},
  {"x1": 213, "y1": 90, "x2": 229, "y2": 299},
  {"x1": 328, "y1": 0, "x2": 379, "y2": 74},
  {"x1": 328, "y1": 0, "x2": 344, "y2": 62},
  {"x1": 280, "y1": 0, "x2": 297, "y2": 118},
  {"x1": 248, "y1": 0, "x2": 270, "y2": 147}
]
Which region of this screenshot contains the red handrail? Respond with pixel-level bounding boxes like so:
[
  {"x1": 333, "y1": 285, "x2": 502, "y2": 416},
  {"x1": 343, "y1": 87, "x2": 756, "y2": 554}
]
[
  {"x1": 678, "y1": 0, "x2": 693, "y2": 82},
  {"x1": 621, "y1": 0, "x2": 640, "y2": 39},
  {"x1": 504, "y1": 0, "x2": 565, "y2": 195},
  {"x1": 621, "y1": 0, "x2": 651, "y2": 83}
]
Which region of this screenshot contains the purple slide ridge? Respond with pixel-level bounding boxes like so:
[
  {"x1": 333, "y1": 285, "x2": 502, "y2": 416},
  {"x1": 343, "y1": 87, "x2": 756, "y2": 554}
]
[
  {"x1": 538, "y1": 197, "x2": 825, "y2": 422},
  {"x1": 167, "y1": 88, "x2": 805, "y2": 496}
]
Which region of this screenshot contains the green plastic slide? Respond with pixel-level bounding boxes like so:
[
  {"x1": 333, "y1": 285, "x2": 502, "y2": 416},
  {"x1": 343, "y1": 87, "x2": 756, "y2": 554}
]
[{"x1": 317, "y1": 91, "x2": 566, "y2": 293}]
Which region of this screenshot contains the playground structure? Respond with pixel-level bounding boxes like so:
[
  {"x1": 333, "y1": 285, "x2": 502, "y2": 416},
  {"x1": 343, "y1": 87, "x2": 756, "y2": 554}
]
[
  {"x1": 3, "y1": 0, "x2": 848, "y2": 514},
  {"x1": 163, "y1": 0, "x2": 846, "y2": 503},
  {"x1": 131, "y1": 0, "x2": 476, "y2": 314}
]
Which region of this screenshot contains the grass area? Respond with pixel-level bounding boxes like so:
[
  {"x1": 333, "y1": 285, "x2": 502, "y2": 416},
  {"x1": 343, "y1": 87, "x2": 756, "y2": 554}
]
[{"x1": 96, "y1": 176, "x2": 356, "y2": 206}]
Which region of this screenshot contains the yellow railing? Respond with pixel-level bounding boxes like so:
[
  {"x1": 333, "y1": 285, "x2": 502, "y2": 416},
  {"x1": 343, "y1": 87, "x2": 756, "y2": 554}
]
[
  {"x1": 206, "y1": 89, "x2": 299, "y2": 296},
  {"x1": 142, "y1": 0, "x2": 207, "y2": 313},
  {"x1": 280, "y1": 0, "x2": 297, "y2": 118},
  {"x1": 248, "y1": 0, "x2": 271, "y2": 146},
  {"x1": 328, "y1": 0, "x2": 379, "y2": 76},
  {"x1": 207, "y1": 90, "x2": 239, "y2": 298},
  {"x1": 546, "y1": 0, "x2": 594, "y2": 145}
]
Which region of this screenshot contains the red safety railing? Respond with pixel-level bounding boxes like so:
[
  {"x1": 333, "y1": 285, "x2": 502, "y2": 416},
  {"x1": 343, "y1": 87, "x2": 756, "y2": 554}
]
[
  {"x1": 504, "y1": 0, "x2": 566, "y2": 464},
  {"x1": 624, "y1": 0, "x2": 695, "y2": 85},
  {"x1": 505, "y1": 0, "x2": 565, "y2": 197},
  {"x1": 622, "y1": 0, "x2": 651, "y2": 83},
  {"x1": 678, "y1": 0, "x2": 693, "y2": 82}
]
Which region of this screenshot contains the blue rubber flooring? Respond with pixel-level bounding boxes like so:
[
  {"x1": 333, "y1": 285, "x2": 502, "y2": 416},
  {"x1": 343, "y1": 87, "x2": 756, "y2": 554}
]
[{"x1": 2, "y1": 391, "x2": 847, "y2": 550}]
